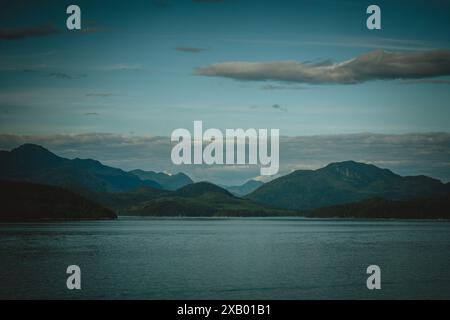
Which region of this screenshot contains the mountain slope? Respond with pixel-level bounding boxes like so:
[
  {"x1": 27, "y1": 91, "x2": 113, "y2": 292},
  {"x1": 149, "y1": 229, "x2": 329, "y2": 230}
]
[
  {"x1": 174, "y1": 181, "x2": 233, "y2": 197},
  {"x1": 224, "y1": 180, "x2": 264, "y2": 196},
  {"x1": 85, "y1": 186, "x2": 170, "y2": 212},
  {"x1": 0, "y1": 180, "x2": 117, "y2": 221},
  {"x1": 247, "y1": 161, "x2": 450, "y2": 210},
  {"x1": 0, "y1": 144, "x2": 161, "y2": 192},
  {"x1": 122, "y1": 182, "x2": 296, "y2": 217},
  {"x1": 130, "y1": 169, "x2": 193, "y2": 190},
  {"x1": 309, "y1": 196, "x2": 450, "y2": 219}
]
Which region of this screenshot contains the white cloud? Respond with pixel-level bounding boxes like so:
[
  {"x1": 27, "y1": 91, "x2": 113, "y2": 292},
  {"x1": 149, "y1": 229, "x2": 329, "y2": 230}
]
[{"x1": 195, "y1": 50, "x2": 450, "y2": 85}]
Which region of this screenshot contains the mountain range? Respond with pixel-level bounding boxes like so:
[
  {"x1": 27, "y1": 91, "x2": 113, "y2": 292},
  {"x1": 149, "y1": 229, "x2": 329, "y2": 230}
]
[
  {"x1": 119, "y1": 182, "x2": 293, "y2": 217},
  {"x1": 0, "y1": 144, "x2": 161, "y2": 192},
  {"x1": 129, "y1": 169, "x2": 193, "y2": 190},
  {"x1": 247, "y1": 161, "x2": 450, "y2": 211},
  {"x1": 1, "y1": 144, "x2": 449, "y2": 219},
  {"x1": 223, "y1": 179, "x2": 264, "y2": 196}
]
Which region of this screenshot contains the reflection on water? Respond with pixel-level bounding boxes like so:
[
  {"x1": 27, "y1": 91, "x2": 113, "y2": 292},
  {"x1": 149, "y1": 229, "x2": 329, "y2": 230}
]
[{"x1": 1, "y1": 217, "x2": 450, "y2": 299}]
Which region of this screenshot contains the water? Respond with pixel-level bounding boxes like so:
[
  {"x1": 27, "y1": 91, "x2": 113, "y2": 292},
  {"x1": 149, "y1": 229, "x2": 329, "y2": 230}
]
[{"x1": 1, "y1": 217, "x2": 450, "y2": 300}]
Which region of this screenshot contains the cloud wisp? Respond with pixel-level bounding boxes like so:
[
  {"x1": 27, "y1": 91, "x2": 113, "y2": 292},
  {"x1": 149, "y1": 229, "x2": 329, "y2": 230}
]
[
  {"x1": 0, "y1": 23, "x2": 109, "y2": 41},
  {"x1": 261, "y1": 84, "x2": 306, "y2": 90},
  {"x1": 48, "y1": 72, "x2": 86, "y2": 80},
  {"x1": 104, "y1": 64, "x2": 144, "y2": 71},
  {"x1": 175, "y1": 47, "x2": 208, "y2": 53},
  {"x1": 0, "y1": 25, "x2": 59, "y2": 40},
  {"x1": 195, "y1": 49, "x2": 450, "y2": 85},
  {"x1": 271, "y1": 104, "x2": 287, "y2": 112}
]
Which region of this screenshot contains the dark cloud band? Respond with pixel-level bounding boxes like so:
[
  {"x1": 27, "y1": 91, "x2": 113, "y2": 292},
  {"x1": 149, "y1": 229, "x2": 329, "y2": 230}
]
[{"x1": 0, "y1": 25, "x2": 59, "y2": 40}]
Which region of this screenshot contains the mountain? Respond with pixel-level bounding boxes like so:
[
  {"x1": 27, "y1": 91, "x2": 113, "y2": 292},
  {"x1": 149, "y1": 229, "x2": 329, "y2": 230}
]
[
  {"x1": 4, "y1": 145, "x2": 447, "y2": 218},
  {"x1": 174, "y1": 181, "x2": 233, "y2": 197},
  {"x1": 310, "y1": 196, "x2": 450, "y2": 219},
  {"x1": 0, "y1": 180, "x2": 117, "y2": 221},
  {"x1": 121, "y1": 182, "x2": 296, "y2": 217},
  {"x1": 85, "y1": 186, "x2": 170, "y2": 212},
  {"x1": 247, "y1": 161, "x2": 450, "y2": 211},
  {"x1": 0, "y1": 144, "x2": 161, "y2": 192},
  {"x1": 224, "y1": 180, "x2": 264, "y2": 196},
  {"x1": 130, "y1": 169, "x2": 193, "y2": 190}
]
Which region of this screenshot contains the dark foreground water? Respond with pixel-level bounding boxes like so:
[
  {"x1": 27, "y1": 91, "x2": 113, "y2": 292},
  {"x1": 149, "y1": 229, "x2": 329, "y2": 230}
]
[{"x1": 1, "y1": 217, "x2": 450, "y2": 300}]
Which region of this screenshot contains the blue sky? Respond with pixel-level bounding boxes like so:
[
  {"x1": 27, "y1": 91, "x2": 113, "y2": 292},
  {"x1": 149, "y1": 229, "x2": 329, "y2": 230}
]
[
  {"x1": 1, "y1": 0, "x2": 450, "y2": 136},
  {"x1": 1, "y1": 0, "x2": 450, "y2": 184}
]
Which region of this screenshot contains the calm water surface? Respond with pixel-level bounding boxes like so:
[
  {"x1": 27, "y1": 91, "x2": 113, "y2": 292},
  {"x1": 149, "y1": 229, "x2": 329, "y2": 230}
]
[{"x1": 1, "y1": 217, "x2": 449, "y2": 299}]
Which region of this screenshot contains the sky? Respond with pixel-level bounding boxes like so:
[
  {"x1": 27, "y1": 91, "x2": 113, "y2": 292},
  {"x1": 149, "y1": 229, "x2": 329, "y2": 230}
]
[{"x1": 1, "y1": 0, "x2": 450, "y2": 184}]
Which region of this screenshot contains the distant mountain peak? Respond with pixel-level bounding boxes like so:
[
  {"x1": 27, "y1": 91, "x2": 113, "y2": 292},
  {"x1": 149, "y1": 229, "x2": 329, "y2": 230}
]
[
  {"x1": 328, "y1": 160, "x2": 359, "y2": 166},
  {"x1": 1, "y1": 143, "x2": 161, "y2": 192},
  {"x1": 173, "y1": 172, "x2": 190, "y2": 178},
  {"x1": 320, "y1": 160, "x2": 398, "y2": 180},
  {"x1": 324, "y1": 160, "x2": 375, "y2": 170},
  {"x1": 175, "y1": 181, "x2": 233, "y2": 197},
  {"x1": 247, "y1": 160, "x2": 449, "y2": 211},
  {"x1": 130, "y1": 169, "x2": 193, "y2": 191},
  {"x1": 243, "y1": 179, "x2": 263, "y2": 186},
  {"x1": 224, "y1": 179, "x2": 264, "y2": 196},
  {"x1": 12, "y1": 143, "x2": 55, "y2": 156},
  {"x1": 6, "y1": 143, "x2": 64, "y2": 170}
]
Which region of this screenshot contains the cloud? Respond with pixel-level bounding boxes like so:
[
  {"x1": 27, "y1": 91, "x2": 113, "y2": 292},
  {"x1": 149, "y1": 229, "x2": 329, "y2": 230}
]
[
  {"x1": 104, "y1": 64, "x2": 144, "y2": 71},
  {"x1": 271, "y1": 104, "x2": 287, "y2": 112},
  {"x1": 48, "y1": 72, "x2": 73, "y2": 80},
  {"x1": 1, "y1": 132, "x2": 449, "y2": 185},
  {"x1": 0, "y1": 25, "x2": 59, "y2": 40},
  {"x1": 261, "y1": 84, "x2": 306, "y2": 90},
  {"x1": 175, "y1": 47, "x2": 208, "y2": 53},
  {"x1": 86, "y1": 93, "x2": 115, "y2": 97},
  {"x1": 195, "y1": 49, "x2": 450, "y2": 85},
  {"x1": 1, "y1": 66, "x2": 86, "y2": 80},
  {"x1": 48, "y1": 72, "x2": 86, "y2": 80},
  {"x1": 249, "y1": 104, "x2": 288, "y2": 112}
]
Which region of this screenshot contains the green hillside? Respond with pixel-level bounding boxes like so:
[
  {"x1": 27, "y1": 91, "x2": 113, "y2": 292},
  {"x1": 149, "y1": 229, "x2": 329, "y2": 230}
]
[
  {"x1": 121, "y1": 182, "x2": 297, "y2": 217},
  {"x1": 247, "y1": 161, "x2": 450, "y2": 210}
]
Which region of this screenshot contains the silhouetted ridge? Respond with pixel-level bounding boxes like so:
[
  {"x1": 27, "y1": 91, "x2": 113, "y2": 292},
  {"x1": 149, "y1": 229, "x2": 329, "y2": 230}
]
[
  {"x1": 310, "y1": 195, "x2": 450, "y2": 219},
  {"x1": 0, "y1": 144, "x2": 161, "y2": 192},
  {"x1": 0, "y1": 180, "x2": 117, "y2": 221},
  {"x1": 224, "y1": 179, "x2": 264, "y2": 196},
  {"x1": 122, "y1": 180, "x2": 294, "y2": 217},
  {"x1": 6, "y1": 143, "x2": 64, "y2": 172},
  {"x1": 130, "y1": 169, "x2": 193, "y2": 190},
  {"x1": 175, "y1": 182, "x2": 233, "y2": 197},
  {"x1": 247, "y1": 160, "x2": 450, "y2": 210}
]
